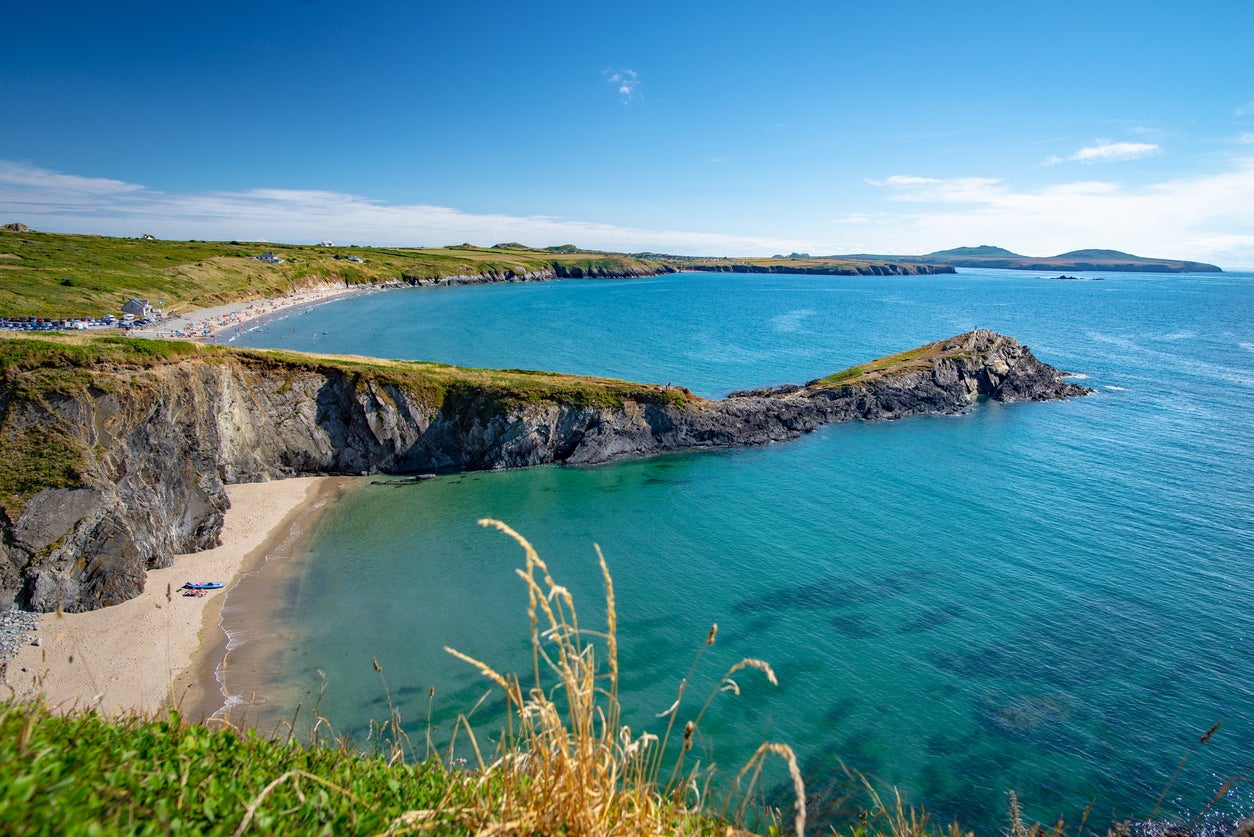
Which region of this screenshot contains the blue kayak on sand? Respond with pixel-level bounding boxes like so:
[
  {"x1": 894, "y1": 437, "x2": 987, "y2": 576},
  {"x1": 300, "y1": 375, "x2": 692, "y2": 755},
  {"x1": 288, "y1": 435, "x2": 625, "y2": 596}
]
[{"x1": 182, "y1": 582, "x2": 224, "y2": 590}]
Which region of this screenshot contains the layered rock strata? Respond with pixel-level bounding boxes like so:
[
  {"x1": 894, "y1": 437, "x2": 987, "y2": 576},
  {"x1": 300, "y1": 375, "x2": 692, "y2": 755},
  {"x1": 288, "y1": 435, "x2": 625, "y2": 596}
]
[{"x1": 0, "y1": 330, "x2": 1088, "y2": 612}]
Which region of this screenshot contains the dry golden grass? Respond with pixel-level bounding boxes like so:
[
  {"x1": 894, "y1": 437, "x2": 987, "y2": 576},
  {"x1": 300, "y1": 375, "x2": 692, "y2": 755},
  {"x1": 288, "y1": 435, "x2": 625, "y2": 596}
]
[{"x1": 426, "y1": 519, "x2": 806, "y2": 836}]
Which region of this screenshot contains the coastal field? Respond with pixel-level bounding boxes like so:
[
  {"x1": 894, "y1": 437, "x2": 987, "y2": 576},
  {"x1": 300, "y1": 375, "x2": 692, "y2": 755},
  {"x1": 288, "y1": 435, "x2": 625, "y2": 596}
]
[
  {"x1": 0, "y1": 229, "x2": 945, "y2": 320},
  {"x1": 0, "y1": 229, "x2": 667, "y2": 317}
]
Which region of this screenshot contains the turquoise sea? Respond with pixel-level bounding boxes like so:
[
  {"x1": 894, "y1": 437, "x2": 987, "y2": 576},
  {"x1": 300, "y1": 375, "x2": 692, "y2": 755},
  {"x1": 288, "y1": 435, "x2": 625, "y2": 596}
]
[{"x1": 226, "y1": 269, "x2": 1254, "y2": 832}]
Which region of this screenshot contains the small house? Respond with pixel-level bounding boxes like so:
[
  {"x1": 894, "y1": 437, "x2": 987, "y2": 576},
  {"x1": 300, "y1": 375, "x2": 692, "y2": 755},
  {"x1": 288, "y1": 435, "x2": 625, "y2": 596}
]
[
  {"x1": 256, "y1": 252, "x2": 284, "y2": 264},
  {"x1": 121, "y1": 298, "x2": 153, "y2": 317},
  {"x1": 320, "y1": 240, "x2": 334, "y2": 247}
]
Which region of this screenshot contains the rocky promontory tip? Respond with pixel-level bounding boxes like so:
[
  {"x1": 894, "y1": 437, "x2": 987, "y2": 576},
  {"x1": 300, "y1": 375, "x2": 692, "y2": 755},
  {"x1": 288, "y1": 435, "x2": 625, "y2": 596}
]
[{"x1": 0, "y1": 331, "x2": 1089, "y2": 612}]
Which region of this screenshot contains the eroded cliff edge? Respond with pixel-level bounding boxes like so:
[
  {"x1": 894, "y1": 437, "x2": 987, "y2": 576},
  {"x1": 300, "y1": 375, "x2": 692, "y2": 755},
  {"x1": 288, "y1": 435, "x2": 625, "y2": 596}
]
[{"x1": 0, "y1": 330, "x2": 1089, "y2": 612}]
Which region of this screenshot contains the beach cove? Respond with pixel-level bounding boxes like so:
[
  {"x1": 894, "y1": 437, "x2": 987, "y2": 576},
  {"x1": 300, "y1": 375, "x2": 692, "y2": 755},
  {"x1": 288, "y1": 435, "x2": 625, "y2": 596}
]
[
  {"x1": 3, "y1": 477, "x2": 343, "y2": 720},
  {"x1": 0, "y1": 266, "x2": 1249, "y2": 833},
  {"x1": 223, "y1": 268, "x2": 1254, "y2": 832}
]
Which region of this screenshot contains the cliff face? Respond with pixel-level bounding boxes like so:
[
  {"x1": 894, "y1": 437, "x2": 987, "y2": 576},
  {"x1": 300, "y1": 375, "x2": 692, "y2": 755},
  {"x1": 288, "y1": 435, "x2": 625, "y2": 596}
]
[
  {"x1": 0, "y1": 331, "x2": 1088, "y2": 612},
  {"x1": 681, "y1": 262, "x2": 954, "y2": 276},
  {"x1": 392, "y1": 262, "x2": 675, "y2": 287}
]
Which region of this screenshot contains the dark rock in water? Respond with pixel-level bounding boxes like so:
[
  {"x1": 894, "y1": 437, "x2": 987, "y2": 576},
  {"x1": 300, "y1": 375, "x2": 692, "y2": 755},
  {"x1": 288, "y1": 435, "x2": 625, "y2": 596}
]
[
  {"x1": 371, "y1": 474, "x2": 439, "y2": 486},
  {"x1": 1047, "y1": 275, "x2": 1083, "y2": 281},
  {"x1": 0, "y1": 329, "x2": 1090, "y2": 612}
]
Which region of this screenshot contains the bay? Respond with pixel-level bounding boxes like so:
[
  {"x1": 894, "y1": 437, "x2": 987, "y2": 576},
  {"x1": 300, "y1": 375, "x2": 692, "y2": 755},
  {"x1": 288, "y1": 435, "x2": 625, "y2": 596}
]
[{"x1": 227, "y1": 269, "x2": 1254, "y2": 831}]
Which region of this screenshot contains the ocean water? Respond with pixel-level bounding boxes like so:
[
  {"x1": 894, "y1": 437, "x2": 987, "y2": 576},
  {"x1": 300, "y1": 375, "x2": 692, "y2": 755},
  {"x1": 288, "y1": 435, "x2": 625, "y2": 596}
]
[{"x1": 227, "y1": 269, "x2": 1254, "y2": 831}]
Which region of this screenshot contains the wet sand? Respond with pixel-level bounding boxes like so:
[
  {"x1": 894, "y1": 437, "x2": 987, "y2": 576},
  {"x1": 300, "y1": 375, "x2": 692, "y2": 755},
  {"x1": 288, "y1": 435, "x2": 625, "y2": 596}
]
[
  {"x1": 4, "y1": 477, "x2": 338, "y2": 719},
  {"x1": 182, "y1": 476, "x2": 360, "y2": 730}
]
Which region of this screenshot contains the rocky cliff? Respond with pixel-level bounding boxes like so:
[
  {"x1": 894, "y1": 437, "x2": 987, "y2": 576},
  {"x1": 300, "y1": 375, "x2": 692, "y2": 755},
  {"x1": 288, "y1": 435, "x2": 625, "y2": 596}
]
[
  {"x1": 0, "y1": 330, "x2": 1088, "y2": 612},
  {"x1": 391, "y1": 261, "x2": 676, "y2": 287},
  {"x1": 679, "y1": 262, "x2": 953, "y2": 276}
]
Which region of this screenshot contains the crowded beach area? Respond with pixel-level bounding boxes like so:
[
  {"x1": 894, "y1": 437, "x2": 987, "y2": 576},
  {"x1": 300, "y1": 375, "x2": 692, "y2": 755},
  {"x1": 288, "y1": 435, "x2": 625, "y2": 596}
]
[{"x1": 133, "y1": 283, "x2": 368, "y2": 342}]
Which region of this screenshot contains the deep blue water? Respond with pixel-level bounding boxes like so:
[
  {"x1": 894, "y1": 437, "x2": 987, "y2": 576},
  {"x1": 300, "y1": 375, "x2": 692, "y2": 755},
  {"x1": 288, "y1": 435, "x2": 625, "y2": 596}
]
[{"x1": 229, "y1": 269, "x2": 1254, "y2": 832}]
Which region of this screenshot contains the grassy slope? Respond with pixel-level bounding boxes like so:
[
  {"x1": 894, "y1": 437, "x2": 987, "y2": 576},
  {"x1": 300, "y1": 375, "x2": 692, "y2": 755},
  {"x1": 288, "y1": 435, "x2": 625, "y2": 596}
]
[
  {"x1": 0, "y1": 700, "x2": 486, "y2": 836},
  {"x1": 0, "y1": 230, "x2": 950, "y2": 318},
  {"x1": 811, "y1": 337, "x2": 970, "y2": 390},
  {"x1": 0, "y1": 231, "x2": 668, "y2": 318}
]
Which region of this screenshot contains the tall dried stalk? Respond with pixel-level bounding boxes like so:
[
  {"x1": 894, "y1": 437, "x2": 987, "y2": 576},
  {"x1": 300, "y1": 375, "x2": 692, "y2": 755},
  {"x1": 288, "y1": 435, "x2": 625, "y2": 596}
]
[{"x1": 433, "y1": 519, "x2": 805, "y2": 836}]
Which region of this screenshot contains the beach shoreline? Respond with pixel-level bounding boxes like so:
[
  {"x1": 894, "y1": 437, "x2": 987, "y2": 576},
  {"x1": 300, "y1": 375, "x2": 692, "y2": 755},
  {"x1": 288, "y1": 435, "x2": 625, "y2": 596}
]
[
  {"x1": 130, "y1": 282, "x2": 374, "y2": 342},
  {"x1": 2, "y1": 477, "x2": 337, "y2": 719},
  {"x1": 183, "y1": 476, "x2": 357, "y2": 728}
]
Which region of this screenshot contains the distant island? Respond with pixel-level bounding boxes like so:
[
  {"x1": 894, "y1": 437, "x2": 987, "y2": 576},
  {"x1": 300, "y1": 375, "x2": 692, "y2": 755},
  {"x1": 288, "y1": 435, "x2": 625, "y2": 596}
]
[{"x1": 832, "y1": 245, "x2": 1222, "y2": 273}]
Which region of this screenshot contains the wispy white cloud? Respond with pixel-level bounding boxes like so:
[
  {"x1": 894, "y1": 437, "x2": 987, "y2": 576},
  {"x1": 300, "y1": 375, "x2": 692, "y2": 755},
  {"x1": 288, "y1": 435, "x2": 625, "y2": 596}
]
[
  {"x1": 1238, "y1": 133, "x2": 1254, "y2": 144},
  {"x1": 865, "y1": 175, "x2": 937, "y2": 187},
  {"x1": 0, "y1": 161, "x2": 803, "y2": 256},
  {"x1": 1044, "y1": 141, "x2": 1160, "y2": 165},
  {"x1": 867, "y1": 175, "x2": 1004, "y2": 203},
  {"x1": 1072, "y1": 141, "x2": 1159, "y2": 162},
  {"x1": 604, "y1": 68, "x2": 640, "y2": 103},
  {"x1": 1236, "y1": 99, "x2": 1254, "y2": 117}
]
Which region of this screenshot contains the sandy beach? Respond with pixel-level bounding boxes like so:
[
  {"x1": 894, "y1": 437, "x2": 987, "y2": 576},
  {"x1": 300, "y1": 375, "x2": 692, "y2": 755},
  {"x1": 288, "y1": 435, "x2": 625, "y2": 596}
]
[
  {"x1": 3, "y1": 477, "x2": 337, "y2": 719},
  {"x1": 131, "y1": 283, "x2": 370, "y2": 342}
]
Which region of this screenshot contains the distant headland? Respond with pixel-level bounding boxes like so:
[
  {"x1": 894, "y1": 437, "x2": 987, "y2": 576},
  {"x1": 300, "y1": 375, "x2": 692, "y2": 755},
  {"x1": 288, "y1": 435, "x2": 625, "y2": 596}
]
[
  {"x1": 0, "y1": 227, "x2": 1224, "y2": 322},
  {"x1": 833, "y1": 244, "x2": 1222, "y2": 273}
]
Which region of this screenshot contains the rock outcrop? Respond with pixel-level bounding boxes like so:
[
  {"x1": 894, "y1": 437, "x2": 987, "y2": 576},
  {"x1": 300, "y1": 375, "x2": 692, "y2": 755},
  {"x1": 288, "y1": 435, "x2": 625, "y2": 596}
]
[
  {"x1": 391, "y1": 262, "x2": 674, "y2": 287},
  {"x1": 0, "y1": 330, "x2": 1089, "y2": 612},
  {"x1": 680, "y1": 262, "x2": 952, "y2": 276}
]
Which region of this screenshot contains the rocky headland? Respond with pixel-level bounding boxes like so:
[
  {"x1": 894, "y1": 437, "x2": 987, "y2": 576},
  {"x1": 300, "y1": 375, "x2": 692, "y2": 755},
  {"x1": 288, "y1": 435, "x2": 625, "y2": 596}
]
[
  {"x1": 0, "y1": 330, "x2": 1089, "y2": 613},
  {"x1": 675, "y1": 261, "x2": 953, "y2": 276}
]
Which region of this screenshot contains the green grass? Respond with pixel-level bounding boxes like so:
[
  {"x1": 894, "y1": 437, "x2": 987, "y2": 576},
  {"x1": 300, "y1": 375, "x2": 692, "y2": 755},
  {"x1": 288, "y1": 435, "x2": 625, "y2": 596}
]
[
  {"x1": 812, "y1": 339, "x2": 971, "y2": 390},
  {"x1": 0, "y1": 701, "x2": 485, "y2": 836},
  {"x1": 0, "y1": 230, "x2": 949, "y2": 319},
  {"x1": 0, "y1": 231, "x2": 673, "y2": 318},
  {"x1": 1, "y1": 524, "x2": 1223, "y2": 836},
  {"x1": 0, "y1": 332, "x2": 694, "y2": 409},
  {"x1": 0, "y1": 332, "x2": 694, "y2": 518},
  {"x1": 0, "y1": 424, "x2": 86, "y2": 520}
]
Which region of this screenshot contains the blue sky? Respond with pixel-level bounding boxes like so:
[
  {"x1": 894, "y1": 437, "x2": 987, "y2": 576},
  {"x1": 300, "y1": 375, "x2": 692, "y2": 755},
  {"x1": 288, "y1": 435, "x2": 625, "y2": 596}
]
[{"x1": 3, "y1": 0, "x2": 1254, "y2": 266}]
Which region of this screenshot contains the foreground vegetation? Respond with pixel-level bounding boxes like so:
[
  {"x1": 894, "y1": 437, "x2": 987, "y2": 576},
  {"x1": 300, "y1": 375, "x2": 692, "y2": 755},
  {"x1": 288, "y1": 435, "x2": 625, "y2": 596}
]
[
  {"x1": 2, "y1": 522, "x2": 1246, "y2": 834},
  {"x1": 0, "y1": 523, "x2": 801, "y2": 835}
]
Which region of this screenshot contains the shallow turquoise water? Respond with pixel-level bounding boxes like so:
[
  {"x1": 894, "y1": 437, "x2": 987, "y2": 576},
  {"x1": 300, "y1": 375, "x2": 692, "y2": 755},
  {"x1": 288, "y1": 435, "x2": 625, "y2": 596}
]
[{"x1": 231, "y1": 270, "x2": 1254, "y2": 831}]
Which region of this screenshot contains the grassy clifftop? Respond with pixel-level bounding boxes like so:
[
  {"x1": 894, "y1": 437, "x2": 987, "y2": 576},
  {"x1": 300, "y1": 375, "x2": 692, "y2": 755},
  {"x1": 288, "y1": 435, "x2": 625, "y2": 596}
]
[
  {"x1": 0, "y1": 332, "x2": 692, "y2": 409},
  {"x1": 0, "y1": 231, "x2": 671, "y2": 318},
  {"x1": 812, "y1": 335, "x2": 977, "y2": 390},
  {"x1": 0, "y1": 332, "x2": 694, "y2": 517},
  {"x1": 0, "y1": 230, "x2": 956, "y2": 319}
]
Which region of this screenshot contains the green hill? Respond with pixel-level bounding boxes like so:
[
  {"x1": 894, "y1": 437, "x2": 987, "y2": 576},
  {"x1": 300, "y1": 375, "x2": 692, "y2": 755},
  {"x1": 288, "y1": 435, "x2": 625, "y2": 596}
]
[
  {"x1": 833, "y1": 244, "x2": 1221, "y2": 273},
  {"x1": 924, "y1": 245, "x2": 1022, "y2": 258}
]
